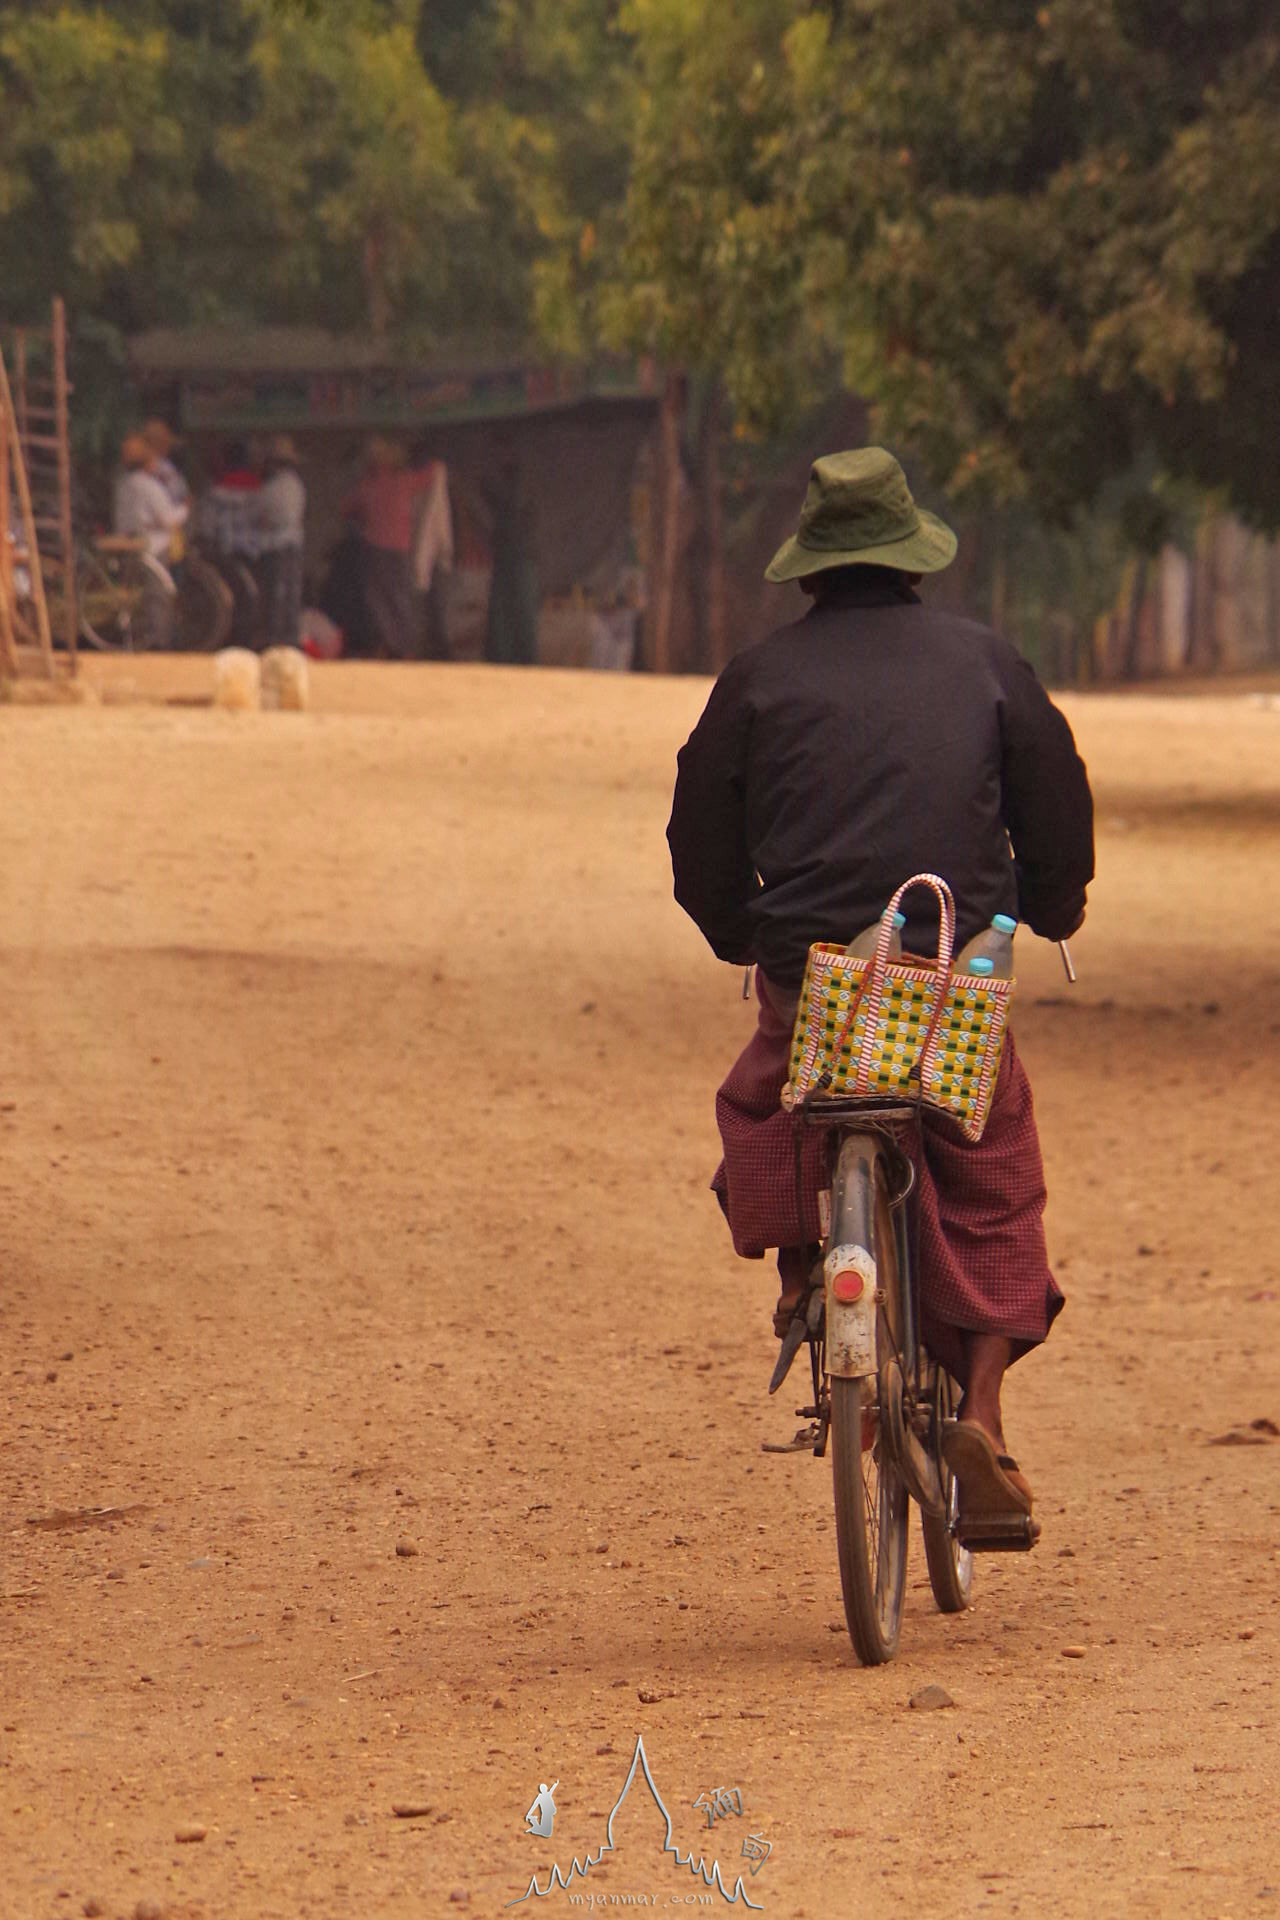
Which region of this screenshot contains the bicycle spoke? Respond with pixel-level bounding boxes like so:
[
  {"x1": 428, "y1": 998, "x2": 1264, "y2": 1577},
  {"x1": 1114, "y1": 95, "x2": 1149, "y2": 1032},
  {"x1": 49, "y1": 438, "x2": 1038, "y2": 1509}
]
[{"x1": 863, "y1": 1449, "x2": 880, "y2": 1567}]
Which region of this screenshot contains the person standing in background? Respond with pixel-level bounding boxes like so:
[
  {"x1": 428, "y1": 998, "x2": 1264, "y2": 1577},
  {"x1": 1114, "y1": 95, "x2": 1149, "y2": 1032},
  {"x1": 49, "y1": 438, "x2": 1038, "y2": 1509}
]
[
  {"x1": 114, "y1": 435, "x2": 188, "y2": 559},
  {"x1": 142, "y1": 418, "x2": 235, "y2": 651},
  {"x1": 113, "y1": 433, "x2": 187, "y2": 648},
  {"x1": 343, "y1": 437, "x2": 435, "y2": 658},
  {"x1": 141, "y1": 420, "x2": 190, "y2": 519},
  {"x1": 411, "y1": 449, "x2": 454, "y2": 660},
  {"x1": 257, "y1": 436, "x2": 306, "y2": 648},
  {"x1": 483, "y1": 446, "x2": 539, "y2": 666},
  {"x1": 195, "y1": 442, "x2": 265, "y2": 647}
]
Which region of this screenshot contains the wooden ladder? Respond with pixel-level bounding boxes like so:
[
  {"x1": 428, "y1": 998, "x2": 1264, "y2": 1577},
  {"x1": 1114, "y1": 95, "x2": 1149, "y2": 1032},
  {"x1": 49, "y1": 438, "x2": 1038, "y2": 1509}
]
[{"x1": 1, "y1": 297, "x2": 76, "y2": 676}]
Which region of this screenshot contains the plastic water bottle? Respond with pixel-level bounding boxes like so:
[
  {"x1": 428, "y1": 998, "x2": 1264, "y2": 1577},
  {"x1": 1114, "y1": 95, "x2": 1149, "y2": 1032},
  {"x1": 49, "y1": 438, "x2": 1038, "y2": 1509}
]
[
  {"x1": 846, "y1": 910, "x2": 906, "y2": 961},
  {"x1": 956, "y1": 912, "x2": 1017, "y2": 978}
]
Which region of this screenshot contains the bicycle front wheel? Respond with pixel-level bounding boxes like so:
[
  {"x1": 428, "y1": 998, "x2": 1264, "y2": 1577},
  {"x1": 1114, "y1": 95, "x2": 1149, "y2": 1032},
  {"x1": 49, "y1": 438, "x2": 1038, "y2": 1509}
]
[
  {"x1": 831, "y1": 1375, "x2": 909, "y2": 1663},
  {"x1": 828, "y1": 1149, "x2": 909, "y2": 1664},
  {"x1": 75, "y1": 548, "x2": 134, "y2": 650}
]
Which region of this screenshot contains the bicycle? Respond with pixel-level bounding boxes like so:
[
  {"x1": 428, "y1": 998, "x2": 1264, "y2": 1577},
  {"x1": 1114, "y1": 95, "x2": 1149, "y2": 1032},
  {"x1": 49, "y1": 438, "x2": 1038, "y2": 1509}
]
[
  {"x1": 69, "y1": 537, "x2": 172, "y2": 650},
  {"x1": 73, "y1": 537, "x2": 237, "y2": 653},
  {"x1": 764, "y1": 1093, "x2": 998, "y2": 1663},
  {"x1": 763, "y1": 932, "x2": 1075, "y2": 1664},
  {"x1": 174, "y1": 548, "x2": 236, "y2": 652}
]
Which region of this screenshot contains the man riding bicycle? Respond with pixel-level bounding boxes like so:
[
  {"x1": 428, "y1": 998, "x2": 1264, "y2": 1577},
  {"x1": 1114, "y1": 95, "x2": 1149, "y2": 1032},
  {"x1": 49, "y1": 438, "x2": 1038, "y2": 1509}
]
[{"x1": 667, "y1": 448, "x2": 1094, "y2": 1535}]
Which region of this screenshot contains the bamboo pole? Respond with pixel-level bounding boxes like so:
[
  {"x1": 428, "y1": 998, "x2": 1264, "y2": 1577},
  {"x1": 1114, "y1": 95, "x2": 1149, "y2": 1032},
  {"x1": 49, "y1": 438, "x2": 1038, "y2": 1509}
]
[
  {"x1": 0, "y1": 396, "x2": 18, "y2": 675},
  {"x1": 13, "y1": 330, "x2": 28, "y2": 441},
  {"x1": 0, "y1": 344, "x2": 56, "y2": 677},
  {"x1": 52, "y1": 297, "x2": 77, "y2": 670}
]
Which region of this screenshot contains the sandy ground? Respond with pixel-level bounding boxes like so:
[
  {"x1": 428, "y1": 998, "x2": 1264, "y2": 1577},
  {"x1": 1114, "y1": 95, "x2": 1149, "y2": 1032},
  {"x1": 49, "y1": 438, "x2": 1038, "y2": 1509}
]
[{"x1": 1, "y1": 655, "x2": 1278, "y2": 1920}]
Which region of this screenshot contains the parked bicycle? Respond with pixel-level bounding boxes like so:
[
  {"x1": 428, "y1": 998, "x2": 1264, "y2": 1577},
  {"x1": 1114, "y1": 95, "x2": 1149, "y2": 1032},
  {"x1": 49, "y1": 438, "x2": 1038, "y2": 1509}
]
[
  {"x1": 71, "y1": 536, "x2": 173, "y2": 650},
  {"x1": 72, "y1": 536, "x2": 233, "y2": 652}
]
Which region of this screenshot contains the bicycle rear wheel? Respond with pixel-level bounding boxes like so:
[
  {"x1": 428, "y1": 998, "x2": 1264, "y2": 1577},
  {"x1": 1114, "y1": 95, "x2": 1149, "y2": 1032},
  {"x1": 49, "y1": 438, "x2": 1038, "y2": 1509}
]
[
  {"x1": 921, "y1": 1367, "x2": 973, "y2": 1613},
  {"x1": 828, "y1": 1149, "x2": 909, "y2": 1664},
  {"x1": 177, "y1": 552, "x2": 233, "y2": 651}
]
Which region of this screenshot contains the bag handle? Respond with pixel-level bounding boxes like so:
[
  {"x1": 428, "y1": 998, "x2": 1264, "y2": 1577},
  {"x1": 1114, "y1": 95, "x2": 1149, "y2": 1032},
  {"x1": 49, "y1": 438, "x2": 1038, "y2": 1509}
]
[{"x1": 853, "y1": 873, "x2": 957, "y2": 1095}]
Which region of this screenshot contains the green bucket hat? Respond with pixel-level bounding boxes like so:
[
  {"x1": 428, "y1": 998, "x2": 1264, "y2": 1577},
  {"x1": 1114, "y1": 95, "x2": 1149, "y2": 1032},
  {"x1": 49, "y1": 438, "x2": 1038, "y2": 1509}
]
[{"x1": 765, "y1": 447, "x2": 957, "y2": 584}]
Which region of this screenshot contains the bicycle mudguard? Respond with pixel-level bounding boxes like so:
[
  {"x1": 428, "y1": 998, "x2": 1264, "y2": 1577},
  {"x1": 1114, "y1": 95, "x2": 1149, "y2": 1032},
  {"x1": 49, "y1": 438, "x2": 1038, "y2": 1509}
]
[
  {"x1": 824, "y1": 1132, "x2": 883, "y2": 1379},
  {"x1": 824, "y1": 1241, "x2": 877, "y2": 1377}
]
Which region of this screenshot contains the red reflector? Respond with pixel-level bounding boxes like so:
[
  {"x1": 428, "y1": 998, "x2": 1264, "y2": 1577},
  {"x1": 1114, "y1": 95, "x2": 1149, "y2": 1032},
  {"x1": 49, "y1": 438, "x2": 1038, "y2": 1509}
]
[{"x1": 831, "y1": 1270, "x2": 864, "y2": 1303}]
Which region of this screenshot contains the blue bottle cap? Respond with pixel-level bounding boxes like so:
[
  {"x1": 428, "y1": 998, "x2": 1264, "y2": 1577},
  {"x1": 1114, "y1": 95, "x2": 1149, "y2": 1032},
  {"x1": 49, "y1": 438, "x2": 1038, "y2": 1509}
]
[
  {"x1": 992, "y1": 913, "x2": 1018, "y2": 935},
  {"x1": 970, "y1": 956, "x2": 996, "y2": 975},
  {"x1": 891, "y1": 912, "x2": 906, "y2": 929}
]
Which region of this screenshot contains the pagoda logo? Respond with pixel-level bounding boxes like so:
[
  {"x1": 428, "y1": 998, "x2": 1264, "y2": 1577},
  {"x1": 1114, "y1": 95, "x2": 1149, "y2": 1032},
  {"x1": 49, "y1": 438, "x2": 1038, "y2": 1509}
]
[{"x1": 507, "y1": 1733, "x2": 767, "y2": 1908}]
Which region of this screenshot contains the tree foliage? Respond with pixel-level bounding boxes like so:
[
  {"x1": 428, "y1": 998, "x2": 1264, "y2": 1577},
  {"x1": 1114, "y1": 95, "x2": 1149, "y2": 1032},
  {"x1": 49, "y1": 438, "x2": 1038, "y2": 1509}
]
[
  {"x1": 1, "y1": 0, "x2": 1278, "y2": 529},
  {"x1": 0, "y1": 4, "x2": 194, "y2": 319},
  {"x1": 219, "y1": 1, "x2": 469, "y2": 336},
  {"x1": 596, "y1": 0, "x2": 1280, "y2": 528},
  {"x1": 0, "y1": 0, "x2": 558, "y2": 340}
]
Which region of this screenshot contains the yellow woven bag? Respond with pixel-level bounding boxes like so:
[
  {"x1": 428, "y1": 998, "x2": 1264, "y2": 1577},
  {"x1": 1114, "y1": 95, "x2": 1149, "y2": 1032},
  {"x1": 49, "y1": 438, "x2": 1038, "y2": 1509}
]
[{"x1": 781, "y1": 873, "x2": 1012, "y2": 1142}]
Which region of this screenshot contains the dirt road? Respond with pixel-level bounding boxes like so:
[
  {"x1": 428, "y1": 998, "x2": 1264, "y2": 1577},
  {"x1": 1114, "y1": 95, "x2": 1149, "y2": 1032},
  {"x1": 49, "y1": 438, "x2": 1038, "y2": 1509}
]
[{"x1": 1, "y1": 658, "x2": 1277, "y2": 1920}]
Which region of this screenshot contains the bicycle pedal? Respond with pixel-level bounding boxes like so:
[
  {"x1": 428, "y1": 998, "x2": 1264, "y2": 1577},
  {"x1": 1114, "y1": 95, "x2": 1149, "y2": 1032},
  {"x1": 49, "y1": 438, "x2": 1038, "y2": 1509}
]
[
  {"x1": 762, "y1": 1422, "x2": 822, "y2": 1455},
  {"x1": 953, "y1": 1514, "x2": 1042, "y2": 1553}
]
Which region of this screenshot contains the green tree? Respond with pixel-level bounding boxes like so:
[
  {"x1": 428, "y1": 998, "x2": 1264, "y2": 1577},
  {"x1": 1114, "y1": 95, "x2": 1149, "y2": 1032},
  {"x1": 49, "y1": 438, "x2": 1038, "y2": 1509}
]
[
  {"x1": 544, "y1": 0, "x2": 815, "y2": 405},
  {"x1": 600, "y1": 0, "x2": 1280, "y2": 531},
  {"x1": 218, "y1": 0, "x2": 472, "y2": 337},
  {"x1": 0, "y1": 0, "x2": 572, "y2": 343},
  {"x1": 425, "y1": 0, "x2": 636, "y2": 359},
  {"x1": 0, "y1": 4, "x2": 196, "y2": 324}
]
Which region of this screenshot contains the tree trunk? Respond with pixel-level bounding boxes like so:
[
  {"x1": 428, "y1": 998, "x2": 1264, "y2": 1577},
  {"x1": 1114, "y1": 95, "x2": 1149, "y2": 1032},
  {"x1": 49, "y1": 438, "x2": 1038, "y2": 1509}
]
[
  {"x1": 948, "y1": 513, "x2": 981, "y2": 615},
  {"x1": 648, "y1": 370, "x2": 684, "y2": 676},
  {"x1": 1120, "y1": 555, "x2": 1149, "y2": 680},
  {"x1": 363, "y1": 224, "x2": 391, "y2": 340},
  {"x1": 989, "y1": 517, "x2": 1007, "y2": 634},
  {"x1": 1190, "y1": 518, "x2": 1218, "y2": 670},
  {"x1": 696, "y1": 378, "x2": 727, "y2": 673}
]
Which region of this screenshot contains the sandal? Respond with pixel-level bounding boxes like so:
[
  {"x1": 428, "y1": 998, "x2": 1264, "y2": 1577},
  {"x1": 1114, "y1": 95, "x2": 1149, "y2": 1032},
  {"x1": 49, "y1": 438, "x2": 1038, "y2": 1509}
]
[
  {"x1": 772, "y1": 1246, "x2": 823, "y2": 1339},
  {"x1": 768, "y1": 1278, "x2": 824, "y2": 1397},
  {"x1": 772, "y1": 1295, "x2": 806, "y2": 1340},
  {"x1": 941, "y1": 1420, "x2": 1034, "y2": 1520}
]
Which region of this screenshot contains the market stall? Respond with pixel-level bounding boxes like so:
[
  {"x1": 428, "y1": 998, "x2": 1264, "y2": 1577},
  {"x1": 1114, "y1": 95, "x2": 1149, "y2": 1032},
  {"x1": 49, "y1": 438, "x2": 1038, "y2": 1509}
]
[{"x1": 128, "y1": 329, "x2": 659, "y2": 667}]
